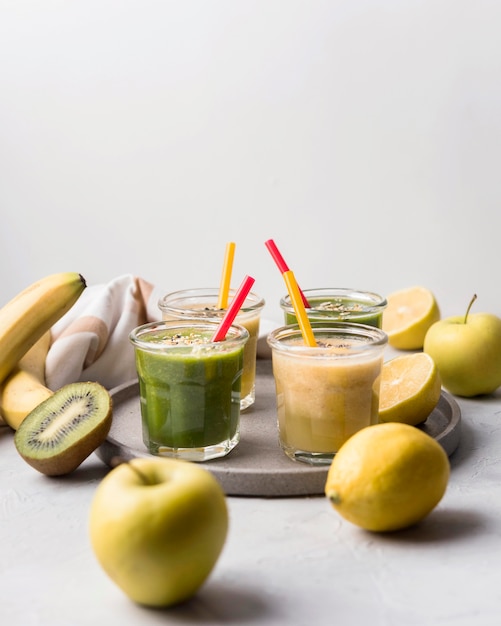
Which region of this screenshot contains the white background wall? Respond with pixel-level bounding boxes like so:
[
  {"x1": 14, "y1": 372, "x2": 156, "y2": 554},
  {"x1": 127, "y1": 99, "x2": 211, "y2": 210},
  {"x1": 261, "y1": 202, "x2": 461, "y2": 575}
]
[{"x1": 1, "y1": 0, "x2": 500, "y2": 322}]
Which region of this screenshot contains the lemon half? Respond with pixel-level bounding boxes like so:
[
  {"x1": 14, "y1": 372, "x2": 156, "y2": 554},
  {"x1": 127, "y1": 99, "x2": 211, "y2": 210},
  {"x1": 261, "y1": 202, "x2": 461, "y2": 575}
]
[
  {"x1": 325, "y1": 422, "x2": 450, "y2": 532},
  {"x1": 382, "y1": 286, "x2": 440, "y2": 350},
  {"x1": 378, "y1": 352, "x2": 442, "y2": 426}
]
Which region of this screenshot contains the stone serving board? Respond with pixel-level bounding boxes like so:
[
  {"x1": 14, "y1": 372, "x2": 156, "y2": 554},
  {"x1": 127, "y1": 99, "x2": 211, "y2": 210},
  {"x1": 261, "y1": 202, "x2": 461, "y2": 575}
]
[{"x1": 96, "y1": 358, "x2": 461, "y2": 498}]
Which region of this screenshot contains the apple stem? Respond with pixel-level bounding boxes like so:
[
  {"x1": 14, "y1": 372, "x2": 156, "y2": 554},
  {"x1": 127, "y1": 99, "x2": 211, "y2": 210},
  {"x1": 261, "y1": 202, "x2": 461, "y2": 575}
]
[
  {"x1": 464, "y1": 294, "x2": 477, "y2": 324},
  {"x1": 110, "y1": 456, "x2": 153, "y2": 485}
]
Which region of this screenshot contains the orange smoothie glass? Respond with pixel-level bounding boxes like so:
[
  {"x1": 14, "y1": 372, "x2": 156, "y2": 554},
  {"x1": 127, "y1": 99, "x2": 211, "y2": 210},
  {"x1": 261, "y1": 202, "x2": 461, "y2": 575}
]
[
  {"x1": 158, "y1": 288, "x2": 265, "y2": 411},
  {"x1": 267, "y1": 323, "x2": 388, "y2": 465}
]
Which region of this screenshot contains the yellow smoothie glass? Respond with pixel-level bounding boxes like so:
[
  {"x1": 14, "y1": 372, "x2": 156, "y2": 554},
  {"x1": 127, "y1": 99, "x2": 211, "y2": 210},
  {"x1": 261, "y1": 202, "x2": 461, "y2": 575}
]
[
  {"x1": 158, "y1": 288, "x2": 265, "y2": 411},
  {"x1": 267, "y1": 322, "x2": 388, "y2": 465}
]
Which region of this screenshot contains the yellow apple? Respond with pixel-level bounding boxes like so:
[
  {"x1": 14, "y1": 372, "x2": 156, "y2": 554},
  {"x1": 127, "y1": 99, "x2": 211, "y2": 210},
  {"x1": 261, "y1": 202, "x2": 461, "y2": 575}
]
[
  {"x1": 89, "y1": 457, "x2": 228, "y2": 607},
  {"x1": 423, "y1": 295, "x2": 501, "y2": 397}
]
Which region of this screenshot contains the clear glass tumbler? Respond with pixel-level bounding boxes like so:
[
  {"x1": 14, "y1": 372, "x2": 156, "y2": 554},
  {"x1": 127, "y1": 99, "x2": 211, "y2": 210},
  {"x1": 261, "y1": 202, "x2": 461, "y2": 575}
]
[
  {"x1": 158, "y1": 288, "x2": 265, "y2": 410},
  {"x1": 280, "y1": 287, "x2": 387, "y2": 328},
  {"x1": 267, "y1": 322, "x2": 388, "y2": 466},
  {"x1": 130, "y1": 320, "x2": 249, "y2": 462}
]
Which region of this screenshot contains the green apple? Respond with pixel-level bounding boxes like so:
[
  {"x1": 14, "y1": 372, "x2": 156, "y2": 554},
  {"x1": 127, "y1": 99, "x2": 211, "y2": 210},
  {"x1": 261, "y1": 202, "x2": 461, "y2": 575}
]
[
  {"x1": 423, "y1": 294, "x2": 501, "y2": 397},
  {"x1": 89, "y1": 457, "x2": 228, "y2": 607}
]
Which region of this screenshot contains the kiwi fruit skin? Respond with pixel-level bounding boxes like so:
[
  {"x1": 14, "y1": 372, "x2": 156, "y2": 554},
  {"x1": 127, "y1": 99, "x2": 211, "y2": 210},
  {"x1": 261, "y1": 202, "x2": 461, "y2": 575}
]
[{"x1": 14, "y1": 381, "x2": 113, "y2": 476}]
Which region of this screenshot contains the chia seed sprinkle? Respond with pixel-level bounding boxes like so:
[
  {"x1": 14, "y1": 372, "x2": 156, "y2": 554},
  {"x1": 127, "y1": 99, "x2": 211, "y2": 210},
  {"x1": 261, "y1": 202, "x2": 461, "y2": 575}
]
[
  {"x1": 316, "y1": 299, "x2": 364, "y2": 313},
  {"x1": 148, "y1": 331, "x2": 212, "y2": 346}
]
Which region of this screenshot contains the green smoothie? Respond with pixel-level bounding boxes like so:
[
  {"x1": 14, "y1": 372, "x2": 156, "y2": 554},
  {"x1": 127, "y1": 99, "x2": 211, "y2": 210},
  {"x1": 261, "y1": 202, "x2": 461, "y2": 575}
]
[
  {"x1": 158, "y1": 288, "x2": 265, "y2": 410},
  {"x1": 281, "y1": 289, "x2": 387, "y2": 328},
  {"x1": 130, "y1": 322, "x2": 248, "y2": 461}
]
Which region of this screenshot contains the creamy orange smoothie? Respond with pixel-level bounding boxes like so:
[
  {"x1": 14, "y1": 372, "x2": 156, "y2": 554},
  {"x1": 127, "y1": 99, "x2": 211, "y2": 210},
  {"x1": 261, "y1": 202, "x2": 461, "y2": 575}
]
[
  {"x1": 268, "y1": 324, "x2": 387, "y2": 465},
  {"x1": 158, "y1": 289, "x2": 265, "y2": 410}
]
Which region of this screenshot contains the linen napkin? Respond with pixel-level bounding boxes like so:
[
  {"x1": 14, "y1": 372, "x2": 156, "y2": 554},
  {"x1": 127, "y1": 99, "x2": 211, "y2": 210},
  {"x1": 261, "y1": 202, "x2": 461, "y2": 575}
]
[
  {"x1": 45, "y1": 274, "x2": 162, "y2": 391},
  {"x1": 44, "y1": 273, "x2": 276, "y2": 393}
]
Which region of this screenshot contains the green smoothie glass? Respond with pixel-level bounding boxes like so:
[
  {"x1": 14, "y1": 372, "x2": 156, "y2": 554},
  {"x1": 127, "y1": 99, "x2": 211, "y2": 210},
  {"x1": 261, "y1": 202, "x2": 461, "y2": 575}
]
[
  {"x1": 280, "y1": 288, "x2": 387, "y2": 328},
  {"x1": 129, "y1": 320, "x2": 249, "y2": 462},
  {"x1": 158, "y1": 288, "x2": 265, "y2": 411}
]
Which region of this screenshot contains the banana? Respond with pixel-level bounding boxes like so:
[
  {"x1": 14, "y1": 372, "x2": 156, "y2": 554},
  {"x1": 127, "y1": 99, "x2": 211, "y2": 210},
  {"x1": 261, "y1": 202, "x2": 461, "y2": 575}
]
[
  {"x1": 0, "y1": 272, "x2": 86, "y2": 385},
  {"x1": 0, "y1": 331, "x2": 53, "y2": 430},
  {"x1": 12, "y1": 328, "x2": 51, "y2": 381}
]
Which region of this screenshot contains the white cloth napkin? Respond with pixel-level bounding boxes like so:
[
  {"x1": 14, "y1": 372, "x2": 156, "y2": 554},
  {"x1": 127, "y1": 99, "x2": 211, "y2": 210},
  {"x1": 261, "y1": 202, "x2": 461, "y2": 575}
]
[
  {"x1": 44, "y1": 273, "x2": 277, "y2": 392},
  {"x1": 45, "y1": 274, "x2": 162, "y2": 391}
]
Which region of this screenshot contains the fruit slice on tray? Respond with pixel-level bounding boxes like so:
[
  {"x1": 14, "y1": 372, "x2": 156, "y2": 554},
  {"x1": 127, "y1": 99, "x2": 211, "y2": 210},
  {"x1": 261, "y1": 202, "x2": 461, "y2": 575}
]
[
  {"x1": 382, "y1": 286, "x2": 440, "y2": 350},
  {"x1": 14, "y1": 381, "x2": 112, "y2": 476},
  {"x1": 378, "y1": 352, "x2": 442, "y2": 426}
]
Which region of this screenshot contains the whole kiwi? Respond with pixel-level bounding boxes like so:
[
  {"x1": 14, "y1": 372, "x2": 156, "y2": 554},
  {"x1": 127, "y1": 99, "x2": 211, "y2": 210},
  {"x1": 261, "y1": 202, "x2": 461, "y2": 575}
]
[{"x1": 14, "y1": 381, "x2": 112, "y2": 476}]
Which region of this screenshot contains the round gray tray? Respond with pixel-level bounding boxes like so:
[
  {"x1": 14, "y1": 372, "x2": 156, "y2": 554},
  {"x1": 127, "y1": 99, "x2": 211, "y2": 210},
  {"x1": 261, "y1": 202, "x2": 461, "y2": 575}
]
[{"x1": 96, "y1": 359, "x2": 461, "y2": 498}]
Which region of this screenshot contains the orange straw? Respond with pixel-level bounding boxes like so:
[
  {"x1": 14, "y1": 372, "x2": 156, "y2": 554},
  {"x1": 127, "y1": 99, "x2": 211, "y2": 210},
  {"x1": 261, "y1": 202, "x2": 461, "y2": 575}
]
[
  {"x1": 283, "y1": 270, "x2": 317, "y2": 347},
  {"x1": 212, "y1": 275, "x2": 255, "y2": 342},
  {"x1": 217, "y1": 241, "x2": 236, "y2": 309},
  {"x1": 264, "y1": 239, "x2": 310, "y2": 307}
]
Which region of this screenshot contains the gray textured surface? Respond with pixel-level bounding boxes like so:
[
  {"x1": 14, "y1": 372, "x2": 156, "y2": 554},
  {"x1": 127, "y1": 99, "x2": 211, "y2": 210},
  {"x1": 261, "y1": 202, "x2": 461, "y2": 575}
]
[{"x1": 97, "y1": 358, "x2": 461, "y2": 497}]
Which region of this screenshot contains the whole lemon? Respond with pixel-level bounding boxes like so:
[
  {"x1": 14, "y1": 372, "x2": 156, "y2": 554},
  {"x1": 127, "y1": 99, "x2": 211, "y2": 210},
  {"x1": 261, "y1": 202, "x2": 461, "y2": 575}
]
[{"x1": 325, "y1": 423, "x2": 450, "y2": 532}]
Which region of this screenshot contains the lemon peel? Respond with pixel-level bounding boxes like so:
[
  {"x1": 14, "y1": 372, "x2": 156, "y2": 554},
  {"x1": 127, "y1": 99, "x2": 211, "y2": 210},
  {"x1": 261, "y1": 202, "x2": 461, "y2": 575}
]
[{"x1": 325, "y1": 422, "x2": 450, "y2": 532}]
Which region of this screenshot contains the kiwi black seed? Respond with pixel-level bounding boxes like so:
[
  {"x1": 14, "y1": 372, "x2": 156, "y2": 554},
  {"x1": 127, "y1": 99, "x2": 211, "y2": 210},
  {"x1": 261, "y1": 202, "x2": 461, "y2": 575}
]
[{"x1": 14, "y1": 381, "x2": 113, "y2": 476}]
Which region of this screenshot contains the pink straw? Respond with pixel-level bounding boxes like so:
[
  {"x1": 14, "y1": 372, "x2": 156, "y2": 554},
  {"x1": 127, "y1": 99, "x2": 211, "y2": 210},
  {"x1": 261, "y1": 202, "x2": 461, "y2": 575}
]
[
  {"x1": 265, "y1": 239, "x2": 310, "y2": 308},
  {"x1": 211, "y1": 274, "x2": 255, "y2": 342}
]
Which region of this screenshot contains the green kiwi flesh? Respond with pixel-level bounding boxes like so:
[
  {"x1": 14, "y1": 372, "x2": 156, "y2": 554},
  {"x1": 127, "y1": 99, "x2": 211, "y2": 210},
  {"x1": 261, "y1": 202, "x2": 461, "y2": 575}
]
[{"x1": 14, "y1": 381, "x2": 113, "y2": 476}]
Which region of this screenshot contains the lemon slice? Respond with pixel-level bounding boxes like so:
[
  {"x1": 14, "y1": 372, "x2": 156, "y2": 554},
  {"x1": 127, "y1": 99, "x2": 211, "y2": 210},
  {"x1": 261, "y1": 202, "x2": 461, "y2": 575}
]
[
  {"x1": 382, "y1": 286, "x2": 440, "y2": 350},
  {"x1": 325, "y1": 422, "x2": 450, "y2": 532},
  {"x1": 378, "y1": 352, "x2": 441, "y2": 426}
]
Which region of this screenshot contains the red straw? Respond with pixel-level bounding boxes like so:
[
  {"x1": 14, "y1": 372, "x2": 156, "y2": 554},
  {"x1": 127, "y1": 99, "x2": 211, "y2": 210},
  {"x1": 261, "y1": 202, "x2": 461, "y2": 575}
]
[
  {"x1": 211, "y1": 275, "x2": 255, "y2": 342},
  {"x1": 265, "y1": 239, "x2": 310, "y2": 308},
  {"x1": 265, "y1": 238, "x2": 290, "y2": 273}
]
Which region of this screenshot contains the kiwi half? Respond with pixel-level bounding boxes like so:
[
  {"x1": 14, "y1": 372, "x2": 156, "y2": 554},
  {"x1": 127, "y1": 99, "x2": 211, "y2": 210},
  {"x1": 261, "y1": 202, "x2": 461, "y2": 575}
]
[{"x1": 14, "y1": 381, "x2": 112, "y2": 476}]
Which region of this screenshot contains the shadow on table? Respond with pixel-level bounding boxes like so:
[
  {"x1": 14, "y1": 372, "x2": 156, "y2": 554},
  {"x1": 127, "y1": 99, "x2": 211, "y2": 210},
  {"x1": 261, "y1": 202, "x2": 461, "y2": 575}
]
[
  {"x1": 142, "y1": 581, "x2": 276, "y2": 624},
  {"x1": 373, "y1": 507, "x2": 486, "y2": 545},
  {"x1": 448, "y1": 392, "x2": 501, "y2": 469},
  {"x1": 47, "y1": 453, "x2": 111, "y2": 484}
]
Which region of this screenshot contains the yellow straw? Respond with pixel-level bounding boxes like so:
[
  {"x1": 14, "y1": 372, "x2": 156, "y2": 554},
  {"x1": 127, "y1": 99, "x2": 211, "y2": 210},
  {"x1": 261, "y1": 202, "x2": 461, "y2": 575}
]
[
  {"x1": 283, "y1": 270, "x2": 317, "y2": 347},
  {"x1": 217, "y1": 241, "x2": 236, "y2": 309}
]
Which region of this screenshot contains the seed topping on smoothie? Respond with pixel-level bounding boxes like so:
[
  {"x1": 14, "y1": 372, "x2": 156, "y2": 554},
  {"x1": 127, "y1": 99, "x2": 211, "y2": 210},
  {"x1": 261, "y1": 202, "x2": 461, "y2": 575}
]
[
  {"x1": 201, "y1": 306, "x2": 224, "y2": 316},
  {"x1": 316, "y1": 340, "x2": 353, "y2": 350},
  {"x1": 316, "y1": 299, "x2": 364, "y2": 314},
  {"x1": 285, "y1": 336, "x2": 368, "y2": 353},
  {"x1": 145, "y1": 331, "x2": 211, "y2": 346}
]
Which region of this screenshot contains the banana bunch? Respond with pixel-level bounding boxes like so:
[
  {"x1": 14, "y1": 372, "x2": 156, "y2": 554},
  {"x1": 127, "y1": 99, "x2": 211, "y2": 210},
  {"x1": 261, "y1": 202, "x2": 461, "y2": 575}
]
[
  {"x1": 0, "y1": 332, "x2": 53, "y2": 429},
  {"x1": 0, "y1": 272, "x2": 86, "y2": 429}
]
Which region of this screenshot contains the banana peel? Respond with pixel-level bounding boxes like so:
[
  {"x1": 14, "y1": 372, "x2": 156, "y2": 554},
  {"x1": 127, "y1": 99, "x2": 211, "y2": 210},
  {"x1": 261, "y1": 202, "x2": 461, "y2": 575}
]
[
  {"x1": 0, "y1": 331, "x2": 54, "y2": 430},
  {"x1": 0, "y1": 272, "x2": 86, "y2": 384},
  {"x1": 0, "y1": 271, "x2": 86, "y2": 428}
]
